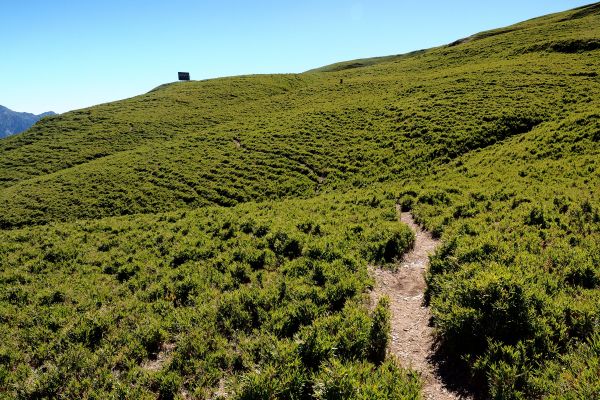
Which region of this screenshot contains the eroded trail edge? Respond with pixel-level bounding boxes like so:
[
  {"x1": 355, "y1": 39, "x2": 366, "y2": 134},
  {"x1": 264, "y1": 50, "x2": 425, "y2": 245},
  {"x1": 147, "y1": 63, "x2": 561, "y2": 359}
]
[{"x1": 370, "y1": 208, "x2": 469, "y2": 400}]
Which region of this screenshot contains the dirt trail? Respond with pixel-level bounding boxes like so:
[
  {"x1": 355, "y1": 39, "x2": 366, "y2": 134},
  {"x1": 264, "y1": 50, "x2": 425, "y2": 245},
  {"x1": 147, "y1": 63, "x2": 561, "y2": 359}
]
[{"x1": 370, "y1": 208, "x2": 471, "y2": 400}]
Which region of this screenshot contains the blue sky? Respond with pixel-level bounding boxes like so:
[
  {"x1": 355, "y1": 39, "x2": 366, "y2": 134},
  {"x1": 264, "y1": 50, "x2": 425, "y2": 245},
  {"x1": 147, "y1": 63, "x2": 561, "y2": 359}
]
[{"x1": 1, "y1": 1, "x2": 592, "y2": 114}]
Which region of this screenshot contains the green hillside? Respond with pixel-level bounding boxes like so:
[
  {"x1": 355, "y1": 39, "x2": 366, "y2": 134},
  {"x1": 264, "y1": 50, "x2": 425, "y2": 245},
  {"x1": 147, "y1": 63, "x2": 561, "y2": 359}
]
[
  {"x1": 3, "y1": 3, "x2": 599, "y2": 228},
  {"x1": 1, "y1": 3, "x2": 599, "y2": 399}
]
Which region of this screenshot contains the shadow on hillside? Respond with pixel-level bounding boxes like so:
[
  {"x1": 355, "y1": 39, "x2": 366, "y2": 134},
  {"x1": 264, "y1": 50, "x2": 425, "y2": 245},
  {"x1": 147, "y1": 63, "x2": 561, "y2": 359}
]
[
  {"x1": 561, "y1": 3, "x2": 600, "y2": 21},
  {"x1": 427, "y1": 336, "x2": 488, "y2": 400}
]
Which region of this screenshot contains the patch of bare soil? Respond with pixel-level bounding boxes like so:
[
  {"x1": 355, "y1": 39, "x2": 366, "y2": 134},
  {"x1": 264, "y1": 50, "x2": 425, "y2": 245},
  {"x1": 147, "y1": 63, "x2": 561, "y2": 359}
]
[
  {"x1": 210, "y1": 378, "x2": 228, "y2": 399},
  {"x1": 141, "y1": 342, "x2": 176, "y2": 372},
  {"x1": 370, "y1": 208, "x2": 473, "y2": 400}
]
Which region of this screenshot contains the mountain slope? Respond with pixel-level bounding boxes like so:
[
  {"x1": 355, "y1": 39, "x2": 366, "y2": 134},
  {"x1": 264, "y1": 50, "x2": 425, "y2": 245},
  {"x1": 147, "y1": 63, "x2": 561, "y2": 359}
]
[
  {"x1": 0, "y1": 3, "x2": 599, "y2": 399},
  {"x1": 0, "y1": 105, "x2": 55, "y2": 138},
  {"x1": 1, "y1": 3, "x2": 598, "y2": 228}
]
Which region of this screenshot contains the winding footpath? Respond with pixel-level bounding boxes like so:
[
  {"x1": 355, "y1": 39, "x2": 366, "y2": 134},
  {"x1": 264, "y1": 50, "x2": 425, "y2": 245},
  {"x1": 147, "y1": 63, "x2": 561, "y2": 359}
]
[{"x1": 370, "y1": 208, "x2": 472, "y2": 400}]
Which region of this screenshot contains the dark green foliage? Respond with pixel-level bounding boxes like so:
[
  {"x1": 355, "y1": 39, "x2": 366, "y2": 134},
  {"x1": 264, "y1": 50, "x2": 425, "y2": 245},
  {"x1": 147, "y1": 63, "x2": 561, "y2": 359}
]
[
  {"x1": 153, "y1": 372, "x2": 182, "y2": 400},
  {"x1": 410, "y1": 111, "x2": 600, "y2": 397},
  {"x1": 525, "y1": 206, "x2": 548, "y2": 228},
  {"x1": 532, "y1": 333, "x2": 600, "y2": 399},
  {"x1": 398, "y1": 195, "x2": 414, "y2": 212},
  {"x1": 0, "y1": 194, "x2": 415, "y2": 398},
  {"x1": 527, "y1": 38, "x2": 600, "y2": 53},
  {"x1": 367, "y1": 225, "x2": 415, "y2": 264},
  {"x1": 368, "y1": 297, "x2": 391, "y2": 365},
  {"x1": 312, "y1": 359, "x2": 421, "y2": 399}
]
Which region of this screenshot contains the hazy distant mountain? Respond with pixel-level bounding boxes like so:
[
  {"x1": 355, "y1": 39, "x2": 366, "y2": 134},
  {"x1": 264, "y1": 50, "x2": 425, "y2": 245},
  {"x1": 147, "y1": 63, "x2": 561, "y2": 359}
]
[{"x1": 0, "y1": 105, "x2": 56, "y2": 138}]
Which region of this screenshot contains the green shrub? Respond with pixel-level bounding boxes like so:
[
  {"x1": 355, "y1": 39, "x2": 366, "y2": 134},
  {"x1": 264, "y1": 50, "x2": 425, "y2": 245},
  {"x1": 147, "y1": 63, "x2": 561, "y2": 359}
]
[
  {"x1": 313, "y1": 359, "x2": 421, "y2": 400},
  {"x1": 154, "y1": 371, "x2": 182, "y2": 400},
  {"x1": 368, "y1": 297, "x2": 391, "y2": 365},
  {"x1": 367, "y1": 225, "x2": 414, "y2": 264}
]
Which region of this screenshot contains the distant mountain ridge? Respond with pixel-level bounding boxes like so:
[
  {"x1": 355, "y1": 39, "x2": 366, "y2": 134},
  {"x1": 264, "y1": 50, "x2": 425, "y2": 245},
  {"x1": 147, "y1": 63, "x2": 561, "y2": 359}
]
[{"x1": 0, "y1": 105, "x2": 55, "y2": 138}]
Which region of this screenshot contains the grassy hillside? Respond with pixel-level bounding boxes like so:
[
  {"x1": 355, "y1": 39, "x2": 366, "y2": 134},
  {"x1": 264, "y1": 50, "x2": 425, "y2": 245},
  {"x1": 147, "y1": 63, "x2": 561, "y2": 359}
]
[
  {"x1": 0, "y1": 191, "x2": 419, "y2": 399},
  {"x1": 1, "y1": 2, "x2": 599, "y2": 399},
  {"x1": 2, "y1": 3, "x2": 599, "y2": 228},
  {"x1": 402, "y1": 109, "x2": 600, "y2": 398}
]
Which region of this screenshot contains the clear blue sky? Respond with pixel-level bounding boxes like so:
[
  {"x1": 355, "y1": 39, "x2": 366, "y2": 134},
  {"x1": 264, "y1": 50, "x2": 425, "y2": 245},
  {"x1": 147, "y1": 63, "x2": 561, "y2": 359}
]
[{"x1": 1, "y1": 1, "x2": 592, "y2": 114}]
